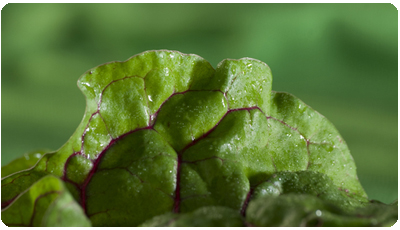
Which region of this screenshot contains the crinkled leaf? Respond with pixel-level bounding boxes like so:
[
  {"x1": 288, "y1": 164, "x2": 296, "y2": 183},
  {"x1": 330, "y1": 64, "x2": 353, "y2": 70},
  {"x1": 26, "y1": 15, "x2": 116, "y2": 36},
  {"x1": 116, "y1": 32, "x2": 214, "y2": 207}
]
[
  {"x1": 1, "y1": 50, "x2": 396, "y2": 226},
  {"x1": 1, "y1": 175, "x2": 91, "y2": 226}
]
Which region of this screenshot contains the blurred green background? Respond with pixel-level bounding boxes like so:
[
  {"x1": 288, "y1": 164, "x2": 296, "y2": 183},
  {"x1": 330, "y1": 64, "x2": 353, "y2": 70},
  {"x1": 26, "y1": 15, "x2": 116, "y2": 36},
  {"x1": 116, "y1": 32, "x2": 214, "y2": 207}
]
[{"x1": 1, "y1": 3, "x2": 397, "y2": 203}]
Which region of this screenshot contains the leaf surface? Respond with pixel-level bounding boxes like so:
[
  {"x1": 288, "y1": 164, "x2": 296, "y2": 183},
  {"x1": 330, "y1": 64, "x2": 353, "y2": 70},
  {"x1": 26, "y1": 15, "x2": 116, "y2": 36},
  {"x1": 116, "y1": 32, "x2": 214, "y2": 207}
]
[
  {"x1": 1, "y1": 150, "x2": 47, "y2": 178},
  {"x1": 1, "y1": 50, "x2": 395, "y2": 226},
  {"x1": 1, "y1": 175, "x2": 90, "y2": 226}
]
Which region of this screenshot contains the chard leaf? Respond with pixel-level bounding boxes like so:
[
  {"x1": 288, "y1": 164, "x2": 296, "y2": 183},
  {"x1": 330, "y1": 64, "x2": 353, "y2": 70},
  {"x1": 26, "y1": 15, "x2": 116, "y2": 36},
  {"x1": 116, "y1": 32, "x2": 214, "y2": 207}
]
[
  {"x1": 139, "y1": 206, "x2": 244, "y2": 227},
  {"x1": 244, "y1": 171, "x2": 397, "y2": 227},
  {"x1": 246, "y1": 193, "x2": 397, "y2": 227},
  {"x1": 1, "y1": 150, "x2": 47, "y2": 178},
  {"x1": 1, "y1": 175, "x2": 91, "y2": 227},
  {"x1": 1, "y1": 50, "x2": 396, "y2": 226}
]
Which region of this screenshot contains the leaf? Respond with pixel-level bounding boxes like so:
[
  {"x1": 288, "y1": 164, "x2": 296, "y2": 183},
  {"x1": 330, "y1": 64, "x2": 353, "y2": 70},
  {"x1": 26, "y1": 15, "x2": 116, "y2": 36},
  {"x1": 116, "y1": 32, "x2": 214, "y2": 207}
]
[
  {"x1": 1, "y1": 150, "x2": 48, "y2": 178},
  {"x1": 138, "y1": 171, "x2": 397, "y2": 227},
  {"x1": 139, "y1": 206, "x2": 244, "y2": 227},
  {"x1": 1, "y1": 175, "x2": 91, "y2": 226},
  {"x1": 1, "y1": 50, "x2": 396, "y2": 226},
  {"x1": 245, "y1": 171, "x2": 397, "y2": 227}
]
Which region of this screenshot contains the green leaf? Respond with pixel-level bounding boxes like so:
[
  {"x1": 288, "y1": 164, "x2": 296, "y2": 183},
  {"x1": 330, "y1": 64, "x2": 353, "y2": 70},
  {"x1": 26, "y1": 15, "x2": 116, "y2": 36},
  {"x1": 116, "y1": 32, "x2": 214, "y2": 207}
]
[
  {"x1": 1, "y1": 50, "x2": 396, "y2": 226},
  {"x1": 1, "y1": 150, "x2": 48, "y2": 178},
  {"x1": 245, "y1": 171, "x2": 397, "y2": 227},
  {"x1": 1, "y1": 175, "x2": 91, "y2": 226},
  {"x1": 139, "y1": 206, "x2": 244, "y2": 227},
  {"x1": 246, "y1": 194, "x2": 397, "y2": 227}
]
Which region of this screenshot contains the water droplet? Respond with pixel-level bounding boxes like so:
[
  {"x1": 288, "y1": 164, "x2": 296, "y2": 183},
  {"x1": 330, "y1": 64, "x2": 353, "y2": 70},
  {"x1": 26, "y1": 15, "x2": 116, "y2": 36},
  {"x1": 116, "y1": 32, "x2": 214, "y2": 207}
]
[{"x1": 316, "y1": 210, "x2": 322, "y2": 216}]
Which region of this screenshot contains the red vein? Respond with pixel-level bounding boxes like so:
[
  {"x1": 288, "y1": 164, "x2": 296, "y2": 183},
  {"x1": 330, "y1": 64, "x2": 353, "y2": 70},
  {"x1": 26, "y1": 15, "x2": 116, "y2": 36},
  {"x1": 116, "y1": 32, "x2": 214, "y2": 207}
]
[
  {"x1": 71, "y1": 83, "x2": 315, "y2": 216},
  {"x1": 79, "y1": 126, "x2": 153, "y2": 214},
  {"x1": 172, "y1": 106, "x2": 262, "y2": 213},
  {"x1": 240, "y1": 188, "x2": 254, "y2": 216},
  {"x1": 62, "y1": 152, "x2": 80, "y2": 181},
  {"x1": 1, "y1": 195, "x2": 18, "y2": 209},
  {"x1": 1, "y1": 173, "x2": 32, "y2": 188}
]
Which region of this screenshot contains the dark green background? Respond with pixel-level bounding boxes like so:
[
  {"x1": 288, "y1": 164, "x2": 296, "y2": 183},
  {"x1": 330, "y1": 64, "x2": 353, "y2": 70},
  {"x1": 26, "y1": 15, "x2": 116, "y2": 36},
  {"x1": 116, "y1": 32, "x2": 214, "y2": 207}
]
[{"x1": 1, "y1": 3, "x2": 397, "y2": 203}]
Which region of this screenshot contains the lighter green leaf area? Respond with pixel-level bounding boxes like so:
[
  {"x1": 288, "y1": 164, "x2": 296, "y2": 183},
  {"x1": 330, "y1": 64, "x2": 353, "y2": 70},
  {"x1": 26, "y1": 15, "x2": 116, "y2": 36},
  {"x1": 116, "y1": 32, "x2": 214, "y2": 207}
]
[
  {"x1": 82, "y1": 113, "x2": 112, "y2": 158},
  {"x1": 214, "y1": 59, "x2": 272, "y2": 113},
  {"x1": 86, "y1": 169, "x2": 174, "y2": 227},
  {"x1": 100, "y1": 77, "x2": 148, "y2": 138},
  {"x1": 72, "y1": 107, "x2": 99, "y2": 151},
  {"x1": 79, "y1": 61, "x2": 127, "y2": 105},
  {"x1": 269, "y1": 92, "x2": 367, "y2": 198},
  {"x1": 43, "y1": 149, "x2": 72, "y2": 176},
  {"x1": 78, "y1": 50, "x2": 214, "y2": 105},
  {"x1": 65, "y1": 154, "x2": 93, "y2": 185},
  {"x1": 269, "y1": 91, "x2": 325, "y2": 138},
  {"x1": 304, "y1": 113, "x2": 365, "y2": 198},
  {"x1": 237, "y1": 109, "x2": 274, "y2": 184},
  {"x1": 180, "y1": 110, "x2": 274, "y2": 212},
  {"x1": 122, "y1": 51, "x2": 213, "y2": 93},
  {"x1": 144, "y1": 68, "x2": 175, "y2": 115},
  {"x1": 153, "y1": 91, "x2": 228, "y2": 151},
  {"x1": 167, "y1": 55, "x2": 215, "y2": 92},
  {"x1": 183, "y1": 109, "x2": 275, "y2": 184},
  {"x1": 140, "y1": 206, "x2": 244, "y2": 227},
  {"x1": 266, "y1": 118, "x2": 309, "y2": 171},
  {"x1": 41, "y1": 190, "x2": 91, "y2": 227},
  {"x1": 1, "y1": 150, "x2": 46, "y2": 178},
  {"x1": 308, "y1": 143, "x2": 366, "y2": 200},
  {"x1": 1, "y1": 175, "x2": 63, "y2": 226}
]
